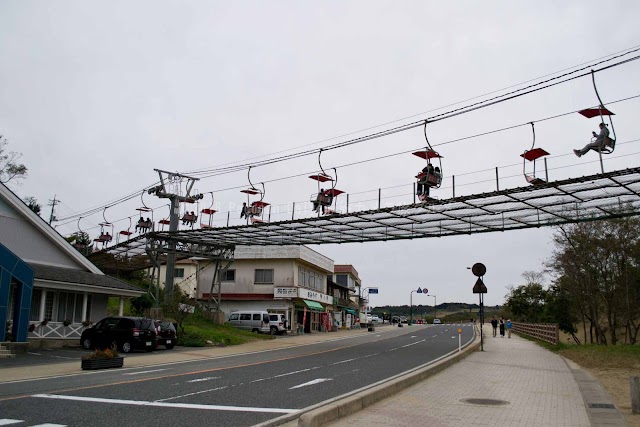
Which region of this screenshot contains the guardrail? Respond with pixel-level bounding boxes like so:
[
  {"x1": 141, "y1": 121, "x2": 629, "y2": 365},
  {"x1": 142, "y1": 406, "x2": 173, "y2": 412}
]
[{"x1": 512, "y1": 322, "x2": 559, "y2": 345}]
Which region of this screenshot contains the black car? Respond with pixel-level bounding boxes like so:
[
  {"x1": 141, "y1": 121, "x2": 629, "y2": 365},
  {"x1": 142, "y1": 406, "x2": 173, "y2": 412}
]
[
  {"x1": 80, "y1": 316, "x2": 157, "y2": 353},
  {"x1": 153, "y1": 320, "x2": 177, "y2": 349}
]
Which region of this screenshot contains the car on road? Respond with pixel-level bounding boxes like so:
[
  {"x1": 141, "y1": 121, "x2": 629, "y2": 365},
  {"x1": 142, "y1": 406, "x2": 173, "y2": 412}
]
[
  {"x1": 268, "y1": 313, "x2": 287, "y2": 335},
  {"x1": 432, "y1": 318, "x2": 442, "y2": 324},
  {"x1": 371, "y1": 315, "x2": 382, "y2": 324},
  {"x1": 415, "y1": 319, "x2": 424, "y2": 324},
  {"x1": 154, "y1": 320, "x2": 177, "y2": 349},
  {"x1": 228, "y1": 311, "x2": 271, "y2": 333},
  {"x1": 80, "y1": 316, "x2": 157, "y2": 353},
  {"x1": 400, "y1": 316, "x2": 408, "y2": 324}
]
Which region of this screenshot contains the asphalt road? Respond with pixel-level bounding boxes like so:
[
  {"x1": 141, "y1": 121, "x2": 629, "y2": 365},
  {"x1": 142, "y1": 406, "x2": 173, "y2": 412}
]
[{"x1": 0, "y1": 324, "x2": 474, "y2": 427}]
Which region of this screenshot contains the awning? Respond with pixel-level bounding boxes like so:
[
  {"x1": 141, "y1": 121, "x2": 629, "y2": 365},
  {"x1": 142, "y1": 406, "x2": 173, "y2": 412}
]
[
  {"x1": 344, "y1": 308, "x2": 356, "y2": 315},
  {"x1": 303, "y1": 300, "x2": 324, "y2": 311}
]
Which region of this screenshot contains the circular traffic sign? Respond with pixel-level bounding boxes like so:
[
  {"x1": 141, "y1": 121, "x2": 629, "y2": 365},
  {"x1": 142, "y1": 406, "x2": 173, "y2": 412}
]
[
  {"x1": 458, "y1": 328, "x2": 462, "y2": 334},
  {"x1": 471, "y1": 263, "x2": 486, "y2": 277}
]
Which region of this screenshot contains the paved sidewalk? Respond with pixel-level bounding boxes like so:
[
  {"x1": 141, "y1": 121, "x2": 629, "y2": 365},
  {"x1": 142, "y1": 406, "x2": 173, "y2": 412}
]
[{"x1": 328, "y1": 334, "x2": 592, "y2": 427}]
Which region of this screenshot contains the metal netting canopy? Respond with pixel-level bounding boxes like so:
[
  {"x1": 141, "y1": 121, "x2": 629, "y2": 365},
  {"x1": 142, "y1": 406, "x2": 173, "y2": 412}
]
[{"x1": 89, "y1": 167, "x2": 640, "y2": 271}]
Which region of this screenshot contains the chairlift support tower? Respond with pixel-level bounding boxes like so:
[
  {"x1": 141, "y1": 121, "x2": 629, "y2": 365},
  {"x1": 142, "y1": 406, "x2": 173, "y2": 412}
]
[{"x1": 149, "y1": 169, "x2": 203, "y2": 303}]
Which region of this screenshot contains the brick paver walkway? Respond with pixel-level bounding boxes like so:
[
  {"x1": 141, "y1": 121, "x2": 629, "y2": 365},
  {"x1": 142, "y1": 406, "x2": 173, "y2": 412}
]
[{"x1": 329, "y1": 333, "x2": 590, "y2": 427}]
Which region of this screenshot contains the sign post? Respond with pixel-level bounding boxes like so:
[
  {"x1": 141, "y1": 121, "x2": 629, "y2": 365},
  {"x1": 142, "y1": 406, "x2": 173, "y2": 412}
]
[
  {"x1": 471, "y1": 263, "x2": 487, "y2": 352},
  {"x1": 458, "y1": 328, "x2": 462, "y2": 352}
]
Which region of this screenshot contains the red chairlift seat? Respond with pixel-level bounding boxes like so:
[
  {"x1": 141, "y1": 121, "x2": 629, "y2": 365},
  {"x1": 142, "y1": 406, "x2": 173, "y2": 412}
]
[
  {"x1": 119, "y1": 231, "x2": 133, "y2": 236},
  {"x1": 200, "y1": 223, "x2": 212, "y2": 229},
  {"x1": 251, "y1": 201, "x2": 270, "y2": 208},
  {"x1": 578, "y1": 107, "x2": 615, "y2": 119},
  {"x1": 309, "y1": 173, "x2": 334, "y2": 183},
  {"x1": 520, "y1": 148, "x2": 549, "y2": 162},
  {"x1": 201, "y1": 208, "x2": 217, "y2": 215},
  {"x1": 412, "y1": 150, "x2": 443, "y2": 160},
  {"x1": 525, "y1": 175, "x2": 547, "y2": 185},
  {"x1": 241, "y1": 187, "x2": 261, "y2": 195},
  {"x1": 159, "y1": 219, "x2": 171, "y2": 225},
  {"x1": 182, "y1": 213, "x2": 197, "y2": 222},
  {"x1": 323, "y1": 189, "x2": 344, "y2": 197},
  {"x1": 250, "y1": 217, "x2": 264, "y2": 224}
]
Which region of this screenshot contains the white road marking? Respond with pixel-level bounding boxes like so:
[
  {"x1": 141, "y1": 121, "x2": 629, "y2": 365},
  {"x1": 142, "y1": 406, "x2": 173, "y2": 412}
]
[
  {"x1": 32, "y1": 424, "x2": 67, "y2": 427},
  {"x1": 0, "y1": 420, "x2": 22, "y2": 426},
  {"x1": 432, "y1": 335, "x2": 438, "y2": 338},
  {"x1": 123, "y1": 369, "x2": 167, "y2": 376},
  {"x1": 156, "y1": 386, "x2": 228, "y2": 401},
  {"x1": 27, "y1": 352, "x2": 42, "y2": 356},
  {"x1": 401, "y1": 339, "x2": 426, "y2": 348},
  {"x1": 32, "y1": 394, "x2": 297, "y2": 414},
  {"x1": 330, "y1": 358, "x2": 357, "y2": 365},
  {"x1": 289, "y1": 378, "x2": 332, "y2": 389},
  {"x1": 410, "y1": 336, "x2": 417, "y2": 338},
  {"x1": 187, "y1": 376, "x2": 220, "y2": 383},
  {"x1": 251, "y1": 367, "x2": 316, "y2": 382}
]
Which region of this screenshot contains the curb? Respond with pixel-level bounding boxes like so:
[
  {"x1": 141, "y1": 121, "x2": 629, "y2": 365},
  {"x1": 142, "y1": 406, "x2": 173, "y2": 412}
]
[{"x1": 258, "y1": 330, "x2": 481, "y2": 427}]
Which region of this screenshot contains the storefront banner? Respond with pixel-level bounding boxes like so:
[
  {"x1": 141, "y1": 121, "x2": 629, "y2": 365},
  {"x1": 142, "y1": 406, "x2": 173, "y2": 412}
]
[
  {"x1": 298, "y1": 288, "x2": 332, "y2": 304},
  {"x1": 273, "y1": 287, "x2": 298, "y2": 298}
]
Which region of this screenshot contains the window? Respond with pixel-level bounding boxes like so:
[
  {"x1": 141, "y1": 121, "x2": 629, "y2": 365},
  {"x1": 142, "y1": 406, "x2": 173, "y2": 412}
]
[
  {"x1": 252, "y1": 314, "x2": 261, "y2": 320},
  {"x1": 336, "y1": 274, "x2": 348, "y2": 287},
  {"x1": 223, "y1": 269, "x2": 235, "y2": 282},
  {"x1": 255, "y1": 269, "x2": 274, "y2": 284},
  {"x1": 299, "y1": 267, "x2": 324, "y2": 291},
  {"x1": 229, "y1": 313, "x2": 239, "y2": 321},
  {"x1": 240, "y1": 313, "x2": 251, "y2": 320},
  {"x1": 174, "y1": 268, "x2": 185, "y2": 278}
]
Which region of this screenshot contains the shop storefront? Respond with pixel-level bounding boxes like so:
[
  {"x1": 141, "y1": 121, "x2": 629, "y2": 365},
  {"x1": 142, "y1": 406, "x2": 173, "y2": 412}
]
[{"x1": 274, "y1": 287, "x2": 333, "y2": 333}]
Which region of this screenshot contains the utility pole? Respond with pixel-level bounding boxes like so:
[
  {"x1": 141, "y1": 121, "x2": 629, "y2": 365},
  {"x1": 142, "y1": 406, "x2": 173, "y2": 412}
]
[
  {"x1": 47, "y1": 195, "x2": 60, "y2": 224},
  {"x1": 149, "y1": 169, "x2": 202, "y2": 305}
]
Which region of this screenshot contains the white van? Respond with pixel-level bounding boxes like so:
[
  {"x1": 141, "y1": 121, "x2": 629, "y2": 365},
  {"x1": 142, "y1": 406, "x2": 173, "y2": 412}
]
[{"x1": 228, "y1": 311, "x2": 271, "y2": 333}]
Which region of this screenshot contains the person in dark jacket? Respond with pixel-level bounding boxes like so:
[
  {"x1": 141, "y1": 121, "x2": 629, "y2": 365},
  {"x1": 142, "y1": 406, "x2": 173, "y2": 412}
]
[{"x1": 491, "y1": 316, "x2": 498, "y2": 337}]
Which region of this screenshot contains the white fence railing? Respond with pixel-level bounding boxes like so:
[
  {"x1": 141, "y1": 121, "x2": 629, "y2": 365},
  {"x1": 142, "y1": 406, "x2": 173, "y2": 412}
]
[{"x1": 28, "y1": 322, "x2": 89, "y2": 340}]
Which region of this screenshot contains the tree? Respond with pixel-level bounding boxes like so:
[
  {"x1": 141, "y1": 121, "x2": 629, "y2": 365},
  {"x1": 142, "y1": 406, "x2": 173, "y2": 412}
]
[
  {"x1": 547, "y1": 215, "x2": 640, "y2": 345},
  {"x1": 24, "y1": 197, "x2": 41, "y2": 215},
  {"x1": 0, "y1": 136, "x2": 28, "y2": 183},
  {"x1": 505, "y1": 271, "x2": 547, "y2": 323},
  {"x1": 130, "y1": 293, "x2": 153, "y2": 317}
]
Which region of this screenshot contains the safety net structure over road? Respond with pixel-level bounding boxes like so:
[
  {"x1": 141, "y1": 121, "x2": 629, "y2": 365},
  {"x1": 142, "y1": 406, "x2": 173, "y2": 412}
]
[{"x1": 89, "y1": 166, "x2": 640, "y2": 272}]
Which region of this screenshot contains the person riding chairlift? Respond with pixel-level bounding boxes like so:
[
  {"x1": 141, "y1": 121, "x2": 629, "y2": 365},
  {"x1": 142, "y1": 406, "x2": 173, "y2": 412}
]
[
  {"x1": 573, "y1": 122, "x2": 611, "y2": 157},
  {"x1": 313, "y1": 188, "x2": 333, "y2": 214},
  {"x1": 417, "y1": 164, "x2": 435, "y2": 199}
]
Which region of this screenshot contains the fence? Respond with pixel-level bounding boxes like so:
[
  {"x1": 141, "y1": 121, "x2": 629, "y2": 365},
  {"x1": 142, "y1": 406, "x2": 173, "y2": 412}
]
[{"x1": 512, "y1": 322, "x2": 559, "y2": 345}]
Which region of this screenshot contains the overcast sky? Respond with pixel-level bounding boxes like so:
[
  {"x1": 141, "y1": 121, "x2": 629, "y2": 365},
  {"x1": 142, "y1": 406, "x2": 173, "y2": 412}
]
[{"x1": 2, "y1": 1, "x2": 639, "y2": 307}]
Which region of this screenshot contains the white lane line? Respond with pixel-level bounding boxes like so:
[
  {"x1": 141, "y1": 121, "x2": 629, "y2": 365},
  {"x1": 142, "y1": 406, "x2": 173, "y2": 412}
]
[
  {"x1": 28, "y1": 352, "x2": 42, "y2": 356},
  {"x1": 362, "y1": 353, "x2": 379, "y2": 358},
  {"x1": 251, "y1": 367, "x2": 316, "y2": 383},
  {"x1": 32, "y1": 424, "x2": 67, "y2": 427},
  {"x1": 187, "y1": 377, "x2": 220, "y2": 383},
  {"x1": 289, "y1": 378, "x2": 332, "y2": 389},
  {"x1": 330, "y1": 358, "x2": 357, "y2": 365},
  {"x1": 432, "y1": 335, "x2": 438, "y2": 338},
  {"x1": 123, "y1": 369, "x2": 167, "y2": 376},
  {"x1": 156, "y1": 386, "x2": 228, "y2": 401},
  {"x1": 401, "y1": 339, "x2": 426, "y2": 348},
  {"x1": 410, "y1": 336, "x2": 417, "y2": 338},
  {"x1": 32, "y1": 394, "x2": 298, "y2": 414},
  {"x1": 0, "y1": 420, "x2": 22, "y2": 426}
]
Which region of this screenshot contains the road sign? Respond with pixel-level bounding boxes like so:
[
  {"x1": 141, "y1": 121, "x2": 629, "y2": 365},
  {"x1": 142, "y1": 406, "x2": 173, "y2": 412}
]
[
  {"x1": 458, "y1": 328, "x2": 462, "y2": 334},
  {"x1": 472, "y1": 278, "x2": 487, "y2": 294},
  {"x1": 368, "y1": 288, "x2": 379, "y2": 294},
  {"x1": 471, "y1": 263, "x2": 486, "y2": 277},
  {"x1": 417, "y1": 287, "x2": 423, "y2": 293}
]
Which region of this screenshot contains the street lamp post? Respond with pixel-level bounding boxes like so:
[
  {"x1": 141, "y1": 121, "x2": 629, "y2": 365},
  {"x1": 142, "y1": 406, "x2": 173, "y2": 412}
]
[
  {"x1": 410, "y1": 287, "x2": 424, "y2": 325},
  {"x1": 470, "y1": 263, "x2": 488, "y2": 352},
  {"x1": 426, "y1": 294, "x2": 436, "y2": 319}
]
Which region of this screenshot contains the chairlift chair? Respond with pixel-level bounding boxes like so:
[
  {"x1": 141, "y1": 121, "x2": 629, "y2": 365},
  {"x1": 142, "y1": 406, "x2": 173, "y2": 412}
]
[
  {"x1": 309, "y1": 149, "x2": 344, "y2": 215},
  {"x1": 577, "y1": 70, "x2": 617, "y2": 155},
  {"x1": 413, "y1": 122, "x2": 443, "y2": 201},
  {"x1": 241, "y1": 167, "x2": 269, "y2": 222},
  {"x1": 200, "y1": 193, "x2": 217, "y2": 229},
  {"x1": 520, "y1": 122, "x2": 549, "y2": 185}
]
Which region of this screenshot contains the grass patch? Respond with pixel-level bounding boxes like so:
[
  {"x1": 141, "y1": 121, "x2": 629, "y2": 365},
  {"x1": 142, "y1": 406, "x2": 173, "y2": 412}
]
[
  {"x1": 177, "y1": 312, "x2": 273, "y2": 347},
  {"x1": 515, "y1": 332, "x2": 640, "y2": 371}
]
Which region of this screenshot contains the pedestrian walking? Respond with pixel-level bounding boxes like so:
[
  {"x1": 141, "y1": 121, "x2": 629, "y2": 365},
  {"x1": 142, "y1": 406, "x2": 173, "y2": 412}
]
[
  {"x1": 490, "y1": 316, "x2": 498, "y2": 337},
  {"x1": 506, "y1": 319, "x2": 513, "y2": 338},
  {"x1": 499, "y1": 317, "x2": 505, "y2": 337}
]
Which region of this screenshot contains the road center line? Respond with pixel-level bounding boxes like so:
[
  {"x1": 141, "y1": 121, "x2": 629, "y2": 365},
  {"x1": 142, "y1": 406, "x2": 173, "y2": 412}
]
[
  {"x1": 32, "y1": 394, "x2": 298, "y2": 414},
  {"x1": 330, "y1": 358, "x2": 357, "y2": 365},
  {"x1": 401, "y1": 339, "x2": 426, "y2": 348},
  {"x1": 187, "y1": 377, "x2": 220, "y2": 383},
  {"x1": 156, "y1": 386, "x2": 228, "y2": 401}
]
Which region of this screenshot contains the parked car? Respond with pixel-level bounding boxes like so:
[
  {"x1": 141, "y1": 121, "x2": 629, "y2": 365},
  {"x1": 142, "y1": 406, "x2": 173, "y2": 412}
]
[
  {"x1": 433, "y1": 318, "x2": 442, "y2": 324},
  {"x1": 227, "y1": 311, "x2": 271, "y2": 333},
  {"x1": 399, "y1": 316, "x2": 408, "y2": 324},
  {"x1": 268, "y1": 313, "x2": 287, "y2": 335},
  {"x1": 154, "y1": 320, "x2": 177, "y2": 349},
  {"x1": 371, "y1": 315, "x2": 382, "y2": 324},
  {"x1": 80, "y1": 316, "x2": 157, "y2": 353},
  {"x1": 416, "y1": 319, "x2": 424, "y2": 324}
]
